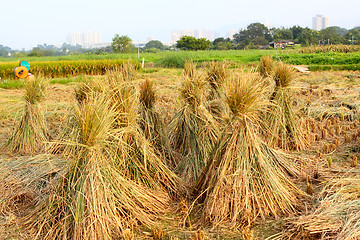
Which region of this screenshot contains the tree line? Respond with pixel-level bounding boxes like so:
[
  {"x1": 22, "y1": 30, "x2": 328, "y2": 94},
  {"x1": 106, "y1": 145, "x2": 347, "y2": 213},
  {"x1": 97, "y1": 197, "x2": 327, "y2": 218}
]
[
  {"x1": 1, "y1": 22, "x2": 359, "y2": 57},
  {"x1": 205, "y1": 23, "x2": 360, "y2": 50},
  {"x1": 112, "y1": 23, "x2": 360, "y2": 52}
]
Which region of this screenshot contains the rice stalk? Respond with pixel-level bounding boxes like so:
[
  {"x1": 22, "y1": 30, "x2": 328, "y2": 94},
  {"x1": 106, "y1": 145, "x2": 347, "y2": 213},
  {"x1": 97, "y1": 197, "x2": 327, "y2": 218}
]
[
  {"x1": 118, "y1": 61, "x2": 137, "y2": 81},
  {"x1": 169, "y1": 74, "x2": 219, "y2": 186},
  {"x1": 194, "y1": 71, "x2": 302, "y2": 228},
  {"x1": 25, "y1": 94, "x2": 170, "y2": 240},
  {"x1": 5, "y1": 76, "x2": 48, "y2": 154}
]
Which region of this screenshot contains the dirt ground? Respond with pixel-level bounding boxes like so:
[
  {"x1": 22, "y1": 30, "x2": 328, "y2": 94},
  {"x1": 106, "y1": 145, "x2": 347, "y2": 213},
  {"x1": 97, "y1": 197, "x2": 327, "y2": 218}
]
[{"x1": 1, "y1": 69, "x2": 360, "y2": 239}]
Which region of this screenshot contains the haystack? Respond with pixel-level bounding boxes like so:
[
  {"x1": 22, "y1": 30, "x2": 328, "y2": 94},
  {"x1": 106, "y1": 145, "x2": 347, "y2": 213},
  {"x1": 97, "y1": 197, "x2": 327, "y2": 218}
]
[
  {"x1": 138, "y1": 79, "x2": 176, "y2": 167},
  {"x1": 26, "y1": 94, "x2": 171, "y2": 240},
  {"x1": 107, "y1": 72, "x2": 181, "y2": 193},
  {"x1": 169, "y1": 72, "x2": 219, "y2": 186},
  {"x1": 266, "y1": 61, "x2": 308, "y2": 151},
  {"x1": 194, "y1": 70, "x2": 302, "y2": 227},
  {"x1": 5, "y1": 76, "x2": 48, "y2": 154}
]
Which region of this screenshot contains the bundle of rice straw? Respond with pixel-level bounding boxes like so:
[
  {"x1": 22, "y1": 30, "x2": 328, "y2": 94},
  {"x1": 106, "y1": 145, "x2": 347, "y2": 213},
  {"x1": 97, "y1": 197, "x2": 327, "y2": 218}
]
[
  {"x1": 266, "y1": 62, "x2": 308, "y2": 151},
  {"x1": 138, "y1": 79, "x2": 176, "y2": 167},
  {"x1": 5, "y1": 76, "x2": 48, "y2": 154},
  {"x1": 26, "y1": 93, "x2": 171, "y2": 240},
  {"x1": 107, "y1": 72, "x2": 181, "y2": 193},
  {"x1": 183, "y1": 59, "x2": 197, "y2": 79},
  {"x1": 194, "y1": 70, "x2": 302, "y2": 228},
  {"x1": 169, "y1": 73, "x2": 219, "y2": 186},
  {"x1": 206, "y1": 60, "x2": 229, "y2": 100}
]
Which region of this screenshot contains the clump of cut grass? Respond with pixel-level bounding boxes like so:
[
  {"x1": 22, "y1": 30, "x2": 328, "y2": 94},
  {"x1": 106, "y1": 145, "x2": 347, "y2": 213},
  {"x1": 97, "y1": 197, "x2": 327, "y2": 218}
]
[
  {"x1": 194, "y1": 70, "x2": 302, "y2": 228},
  {"x1": 139, "y1": 79, "x2": 156, "y2": 110},
  {"x1": 266, "y1": 61, "x2": 308, "y2": 151},
  {"x1": 5, "y1": 76, "x2": 48, "y2": 154},
  {"x1": 273, "y1": 61, "x2": 296, "y2": 89},
  {"x1": 276, "y1": 178, "x2": 360, "y2": 239},
  {"x1": 26, "y1": 94, "x2": 171, "y2": 239},
  {"x1": 169, "y1": 74, "x2": 219, "y2": 186},
  {"x1": 259, "y1": 55, "x2": 274, "y2": 78}
]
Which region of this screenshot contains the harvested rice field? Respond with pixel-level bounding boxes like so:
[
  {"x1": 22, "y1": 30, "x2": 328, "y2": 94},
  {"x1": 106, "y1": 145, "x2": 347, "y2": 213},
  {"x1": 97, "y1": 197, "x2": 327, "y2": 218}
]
[{"x1": 1, "y1": 62, "x2": 360, "y2": 240}]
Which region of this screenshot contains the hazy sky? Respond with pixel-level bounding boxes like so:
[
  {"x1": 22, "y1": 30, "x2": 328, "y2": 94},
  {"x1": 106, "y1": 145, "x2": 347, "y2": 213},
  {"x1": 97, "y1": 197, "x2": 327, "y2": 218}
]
[{"x1": 1, "y1": 0, "x2": 359, "y2": 50}]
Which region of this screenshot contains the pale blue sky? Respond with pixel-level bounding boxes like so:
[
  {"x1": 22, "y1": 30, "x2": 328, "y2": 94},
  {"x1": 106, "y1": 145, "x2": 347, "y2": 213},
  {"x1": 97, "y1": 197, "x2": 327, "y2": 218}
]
[{"x1": 1, "y1": 0, "x2": 359, "y2": 50}]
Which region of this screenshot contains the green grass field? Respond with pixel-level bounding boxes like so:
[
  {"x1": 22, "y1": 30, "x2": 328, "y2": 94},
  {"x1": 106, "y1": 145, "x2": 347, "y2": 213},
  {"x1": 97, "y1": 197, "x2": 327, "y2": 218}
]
[{"x1": 1, "y1": 49, "x2": 360, "y2": 81}]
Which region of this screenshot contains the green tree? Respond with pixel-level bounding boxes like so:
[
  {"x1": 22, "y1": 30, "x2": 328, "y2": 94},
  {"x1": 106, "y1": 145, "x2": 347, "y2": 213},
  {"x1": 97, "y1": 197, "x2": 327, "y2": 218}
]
[
  {"x1": 111, "y1": 34, "x2": 133, "y2": 53},
  {"x1": 344, "y1": 28, "x2": 360, "y2": 44},
  {"x1": 297, "y1": 28, "x2": 318, "y2": 46},
  {"x1": 176, "y1": 36, "x2": 211, "y2": 50},
  {"x1": 0, "y1": 45, "x2": 11, "y2": 57},
  {"x1": 144, "y1": 40, "x2": 164, "y2": 50},
  {"x1": 290, "y1": 25, "x2": 305, "y2": 41},
  {"x1": 319, "y1": 27, "x2": 346, "y2": 44},
  {"x1": 233, "y1": 22, "x2": 272, "y2": 48},
  {"x1": 212, "y1": 37, "x2": 235, "y2": 50},
  {"x1": 273, "y1": 28, "x2": 293, "y2": 41},
  {"x1": 330, "y1": 26, "x2": 348, "y2": 36}
]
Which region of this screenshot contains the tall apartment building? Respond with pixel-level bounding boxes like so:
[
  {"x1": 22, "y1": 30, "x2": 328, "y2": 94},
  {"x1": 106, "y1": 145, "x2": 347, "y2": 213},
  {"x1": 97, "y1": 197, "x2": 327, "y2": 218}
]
[
  {"x1": 66, "y1": 32, "x2": 82, "y2": 46},
  {"x1": 312, "y1": 15, "x2": 329, "y2": 31},
  {"x1": 171, "y1": 29, "x2": 215, "y2": 44},
  {"x1": 66, "y1": 31, "x2": 102, "y2": 47}
]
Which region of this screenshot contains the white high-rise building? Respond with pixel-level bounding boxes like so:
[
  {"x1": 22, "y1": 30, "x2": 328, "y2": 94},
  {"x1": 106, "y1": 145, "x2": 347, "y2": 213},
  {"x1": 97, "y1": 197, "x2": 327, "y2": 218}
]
[
  {"x1": 66, "y1": 31, "x2": 102, "y2": 47},
  {"x1": 312, "y1": 15, "x2": 329, "y2": 31},
  {"x1": 83, "y1": 31, "x2": 101, "y2": 45},
  {"x1": 66, "y1": 32, "x2": 82, "y2": 46},
  {"x1": 171, "y1": 29, "x2": 215, "y2": 44}
]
